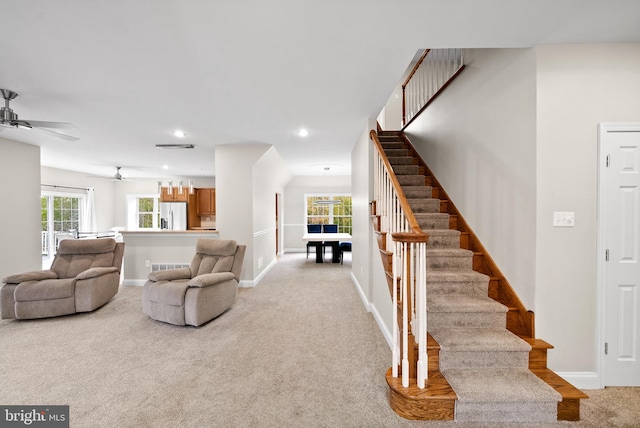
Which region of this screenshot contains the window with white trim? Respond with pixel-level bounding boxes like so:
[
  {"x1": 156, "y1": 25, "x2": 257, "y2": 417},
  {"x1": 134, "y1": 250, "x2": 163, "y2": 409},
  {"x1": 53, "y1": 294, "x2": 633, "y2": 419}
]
[
  {"x1": 41, "y1": 192, "x2": 85, "y2": 260},
  {"x1": 305, "y1": 194, "x2": 352, "y2": 234},
  {"x1": 126, "y1": 194, "x2": 161, "y2": 230}
]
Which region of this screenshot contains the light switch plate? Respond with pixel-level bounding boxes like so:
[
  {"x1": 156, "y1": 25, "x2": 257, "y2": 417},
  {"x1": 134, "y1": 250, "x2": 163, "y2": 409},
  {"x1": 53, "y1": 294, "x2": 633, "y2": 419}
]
[{"x1": 553, "y1": 212, "x2": 575, "y2": 227}]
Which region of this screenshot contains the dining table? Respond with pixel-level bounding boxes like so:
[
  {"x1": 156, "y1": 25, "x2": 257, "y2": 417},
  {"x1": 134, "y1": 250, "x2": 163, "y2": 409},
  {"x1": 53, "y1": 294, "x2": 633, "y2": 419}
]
[{"x1": 302, "y1": 232, "x2": 352, "y2": 263}]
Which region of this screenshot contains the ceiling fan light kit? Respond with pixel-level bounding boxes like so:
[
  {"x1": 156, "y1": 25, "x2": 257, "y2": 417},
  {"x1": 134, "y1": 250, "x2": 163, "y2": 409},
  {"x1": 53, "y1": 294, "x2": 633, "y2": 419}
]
[{"x1": 0, "y1": 89, "x2": 78, "y2": 141}]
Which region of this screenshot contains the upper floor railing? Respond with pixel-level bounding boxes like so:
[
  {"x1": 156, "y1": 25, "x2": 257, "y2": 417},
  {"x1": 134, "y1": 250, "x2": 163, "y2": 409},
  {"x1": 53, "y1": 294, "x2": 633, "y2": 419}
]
[
  {"x1": 402, "y1": 49, "x2": 465, "y2": 128},
  {"x1": 370, "y1": 130, "x2": 429, "y2": 388}
]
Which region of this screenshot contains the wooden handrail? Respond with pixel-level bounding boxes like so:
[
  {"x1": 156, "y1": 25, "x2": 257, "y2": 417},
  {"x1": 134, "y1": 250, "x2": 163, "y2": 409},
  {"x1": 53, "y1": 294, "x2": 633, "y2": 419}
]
[
  {"x1": 402, "y1": 49, "x2": 430, "y2": 89},
  {"x1": 370, "y1": 130, "x2": 423, "y2": 235},
  {"x1": 401, "y1": 50, "x2": 430, "y2": 130},
  {"x1": 401, "y1": 48, "x2": 465, "y2": 128},
  {"x1": 402, "y1": 64, "x2": 465, "y2": 130}
]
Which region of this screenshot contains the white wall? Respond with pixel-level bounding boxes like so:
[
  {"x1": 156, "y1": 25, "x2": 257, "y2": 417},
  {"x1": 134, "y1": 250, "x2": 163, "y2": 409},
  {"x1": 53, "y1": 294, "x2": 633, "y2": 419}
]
[
  {"x1": 405, "y1": 48, "x2": 538, "y2": 309},
  {"x1": 535, "y1": 43, "x2": 640, "y2": 374},
  {"x1": 216, "y1": 143, "x2": 291, "y2": 283},
  {"x1": 0, "y1": 139, "x2": 41, "y2": 280},
  {"x1": 350, "y1": 119, "x2": 395, "y2": 345},
  {"x1": 282, "y1": 175, "x2": 351, "y2": 253},
  {"x1": 252, "y1": 146, "x2": 292, "y2": 280}
]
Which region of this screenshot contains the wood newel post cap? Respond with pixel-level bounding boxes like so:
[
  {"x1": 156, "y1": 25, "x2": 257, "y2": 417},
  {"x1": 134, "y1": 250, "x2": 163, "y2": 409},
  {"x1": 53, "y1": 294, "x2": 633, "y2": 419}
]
[{"x1": 391, "y1": 232, "x2": 429, "y2": 243}]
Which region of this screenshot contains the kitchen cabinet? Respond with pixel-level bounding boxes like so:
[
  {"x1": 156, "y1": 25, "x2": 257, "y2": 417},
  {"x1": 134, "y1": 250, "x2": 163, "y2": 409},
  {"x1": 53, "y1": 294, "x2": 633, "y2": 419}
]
[
  {"x1": 196, "y1": 188, "x2": 216, "y2": 215},
  {"x1": 160, "y1": 186, "x2": 189, "y2": 202}
]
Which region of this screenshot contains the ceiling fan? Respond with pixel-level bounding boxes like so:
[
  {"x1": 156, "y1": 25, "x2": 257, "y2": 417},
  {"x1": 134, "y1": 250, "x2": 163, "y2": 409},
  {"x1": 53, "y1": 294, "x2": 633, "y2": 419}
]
[{"x1": 0, "y1": 89, "x2": 78, "y2": 141}]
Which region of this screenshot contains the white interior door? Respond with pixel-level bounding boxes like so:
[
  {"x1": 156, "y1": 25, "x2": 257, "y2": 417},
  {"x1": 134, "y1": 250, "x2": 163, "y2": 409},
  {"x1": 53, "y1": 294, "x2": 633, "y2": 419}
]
[{"x1": 599, "y1": 123, "x2": 640, "y2": 386}]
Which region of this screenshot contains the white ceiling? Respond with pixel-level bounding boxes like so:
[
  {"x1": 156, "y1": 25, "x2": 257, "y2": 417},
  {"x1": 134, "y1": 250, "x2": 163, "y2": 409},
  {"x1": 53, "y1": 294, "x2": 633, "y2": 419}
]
[{"x1": 1, "y1": 1, "x2": 639, "y2": 179}]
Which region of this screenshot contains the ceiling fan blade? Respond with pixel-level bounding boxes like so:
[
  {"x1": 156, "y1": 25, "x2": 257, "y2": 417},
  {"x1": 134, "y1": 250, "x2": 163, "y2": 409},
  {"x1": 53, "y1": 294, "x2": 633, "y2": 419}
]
[
  {"x1": 18, "y1": 119, "x2": 75, "y2": 129},
  {"x1": 34, "y1": 126, "x2": 79, "y2": 141}
]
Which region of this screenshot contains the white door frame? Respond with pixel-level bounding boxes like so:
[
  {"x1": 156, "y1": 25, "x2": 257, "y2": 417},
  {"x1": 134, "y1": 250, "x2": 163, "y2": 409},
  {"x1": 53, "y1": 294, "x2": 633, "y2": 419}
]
[{"x1": 597, "y1": 122, "x2": 640, "y2": 387}]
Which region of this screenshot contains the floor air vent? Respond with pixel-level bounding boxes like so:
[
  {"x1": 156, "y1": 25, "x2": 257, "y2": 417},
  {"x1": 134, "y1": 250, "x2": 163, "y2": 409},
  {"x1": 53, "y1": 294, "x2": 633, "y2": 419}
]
[{"x1": 151, "y1": 263, "x2": 190, "y2": 272}]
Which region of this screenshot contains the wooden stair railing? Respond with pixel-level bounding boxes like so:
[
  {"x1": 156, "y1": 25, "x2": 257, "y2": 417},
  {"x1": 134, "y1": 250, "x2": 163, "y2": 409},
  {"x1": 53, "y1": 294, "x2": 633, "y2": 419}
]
[
  {"x1": 402, "y1": 49, "x2": 466, "y2": 129},
  {"x1": 371, "y1": 130, "x2": 430, "y2": 389}
]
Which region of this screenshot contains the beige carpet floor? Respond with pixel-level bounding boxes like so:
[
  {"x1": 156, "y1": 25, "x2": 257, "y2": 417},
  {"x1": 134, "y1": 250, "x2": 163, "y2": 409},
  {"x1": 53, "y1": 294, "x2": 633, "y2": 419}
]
[{"x1": 1, "y1": 253, "x2": 638, "y2": 427}]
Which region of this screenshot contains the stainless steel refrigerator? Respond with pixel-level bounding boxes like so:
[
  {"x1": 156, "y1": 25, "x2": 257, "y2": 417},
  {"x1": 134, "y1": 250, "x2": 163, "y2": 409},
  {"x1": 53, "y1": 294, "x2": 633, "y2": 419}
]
[{"x1": 160, "y1": 202, "x2": 187, "y2": 230}]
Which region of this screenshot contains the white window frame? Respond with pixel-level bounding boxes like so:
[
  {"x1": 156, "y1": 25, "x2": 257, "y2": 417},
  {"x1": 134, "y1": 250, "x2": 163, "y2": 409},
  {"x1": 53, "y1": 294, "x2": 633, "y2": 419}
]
[
  {"x1": 304, "y1": 193, "x2": 352, "y2": 234},
  {"x1": 126, "y1": 194, "x2": 161, "y2": 230},
  {"x1": 41, "y1": 191, "x2": 86, "y2": 265}
]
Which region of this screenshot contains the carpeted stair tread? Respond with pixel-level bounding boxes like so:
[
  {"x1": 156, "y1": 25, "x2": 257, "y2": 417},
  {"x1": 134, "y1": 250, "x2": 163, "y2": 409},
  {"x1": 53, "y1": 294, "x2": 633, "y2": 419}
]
[
  {"x1": 426, "y1": 247, "x2": 473, "y2": 259},
  {"x1": 430, "y1": 328, "x2": 531, "y2": 352},
  {"x1": 415, "y1": 213, "x2": 451, "y2": 230},
  {"x1": 428, "y1": 295, "x2": 507, "y2": 313},
  {"x1": 427, "y1": 269, "x2": 489, "y2": 283},
  {"x1": 387, "y1": 157, "x2": 414, "y2": 165},
  {"x1": 427, "y1": 270, "x2": 489, "y2": 297},
  {"x1": 442, "y1": 368, "x2": 562, "y2": 403},
  {"x1": 407, "y1": 198, "x2": 440, "y2": 213},
  {"x1": 401, "y1": 186, "x2": 433, "y2": 198},
  {"x1": 396, "y1": 175, "x2": 425, "y2": 186}
]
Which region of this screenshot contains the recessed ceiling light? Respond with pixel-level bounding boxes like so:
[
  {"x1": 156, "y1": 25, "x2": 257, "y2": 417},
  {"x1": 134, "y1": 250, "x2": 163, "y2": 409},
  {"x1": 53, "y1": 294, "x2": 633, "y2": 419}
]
[
  {"x1": 173, "y1": 130, "x2": 186, "y2": 138},
  {"x1": 162, "y1": 165, "x2": 169, "y2": 170},
  {"x1": 296, "y1": 128, "x2": 309, "y2": 137}
]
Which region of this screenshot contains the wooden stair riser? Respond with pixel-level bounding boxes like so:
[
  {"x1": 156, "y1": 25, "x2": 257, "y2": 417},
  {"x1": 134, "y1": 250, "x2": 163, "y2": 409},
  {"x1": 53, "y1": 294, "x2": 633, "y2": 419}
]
[
  {"x1": 379, "y1": 249, "x2": 393, "y2": 272},
  {"x1": 374, "y1": 230, "x2": 386, "y2": 250}
]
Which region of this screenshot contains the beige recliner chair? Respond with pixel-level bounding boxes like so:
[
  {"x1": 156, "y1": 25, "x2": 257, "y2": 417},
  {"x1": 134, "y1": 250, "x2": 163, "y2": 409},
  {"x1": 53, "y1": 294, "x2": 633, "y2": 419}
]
[
  {"x1": 1, "y1": 238, "x2": 124, "y2": 320},
  {"x1": 142, "y1": 239, "x2": 245, "y2": 327}
]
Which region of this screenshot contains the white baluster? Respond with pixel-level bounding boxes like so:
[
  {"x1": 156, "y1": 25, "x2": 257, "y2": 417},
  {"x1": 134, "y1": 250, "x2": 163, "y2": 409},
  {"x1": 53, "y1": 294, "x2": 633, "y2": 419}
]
[{"x1": 401, "y1": 242, "x2": 409, "y2": 388}]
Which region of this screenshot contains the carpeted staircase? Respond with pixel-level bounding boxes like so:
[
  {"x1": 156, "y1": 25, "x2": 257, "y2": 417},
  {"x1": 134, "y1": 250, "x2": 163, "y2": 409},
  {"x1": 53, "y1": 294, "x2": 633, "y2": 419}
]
[{"x1": 375, "y1": 130, "x2": 586, "y2": 423}]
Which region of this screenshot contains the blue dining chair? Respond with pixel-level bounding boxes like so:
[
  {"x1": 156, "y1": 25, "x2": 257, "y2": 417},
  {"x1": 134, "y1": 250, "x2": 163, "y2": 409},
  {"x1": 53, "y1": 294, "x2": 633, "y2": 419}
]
[
  {"x1": 306, "y1": 224, "x2": 322, "y2": 259},
  {"x1": 322, "y1": 224, "x2": 339, "y2": 261},
  {"x1": 339, "y1": 241, "x2": 352, "y2": 264}
]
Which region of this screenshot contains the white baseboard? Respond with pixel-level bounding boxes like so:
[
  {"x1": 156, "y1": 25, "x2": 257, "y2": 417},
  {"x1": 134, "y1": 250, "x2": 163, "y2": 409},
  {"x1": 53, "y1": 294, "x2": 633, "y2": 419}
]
[
  {"x1": 240, "y1": 257, "x2": 277, "y2": 288},
  {"x1": 350, "y1": 272, "x2": 393, "y2": 350},
  {"x1": 555, "y1": 371, "x2": 601, "y2": 390},
  {"x1": 350, "y1": 272, "x2": 371, "y2": 311},
  {"x1": 370, "y1": 303, "x2": 393, "y2": 350}
]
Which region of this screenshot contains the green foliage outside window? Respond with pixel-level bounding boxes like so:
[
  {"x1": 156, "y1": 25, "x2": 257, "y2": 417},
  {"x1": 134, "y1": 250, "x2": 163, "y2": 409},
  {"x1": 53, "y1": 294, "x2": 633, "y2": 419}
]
[
  {"x1": 306, "y1": 195, "x2": 352, "y2": 234},
  {"x1": 138, "y1": 197, "x2": 155, "y2": 229}
]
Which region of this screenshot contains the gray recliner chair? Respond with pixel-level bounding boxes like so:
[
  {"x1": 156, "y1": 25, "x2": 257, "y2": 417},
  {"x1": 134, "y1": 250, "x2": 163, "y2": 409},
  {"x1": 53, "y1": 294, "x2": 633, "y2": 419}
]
[
  {"x1": 1, "y1": 238, "x2": 124, "y2": 320},
  {"x1": 142, "y1": 239, "x2": 245, "y2": 327}
]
